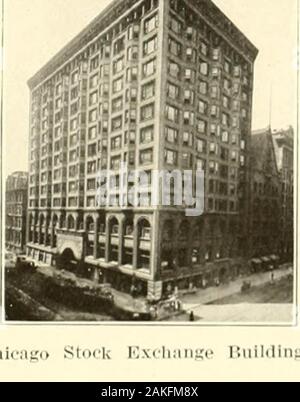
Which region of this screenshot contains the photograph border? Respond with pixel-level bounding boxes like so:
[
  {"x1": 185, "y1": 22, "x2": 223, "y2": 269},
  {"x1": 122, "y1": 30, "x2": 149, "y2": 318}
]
[{"x1": 1, "y1": 0, "x2": 299, "y2": 328}]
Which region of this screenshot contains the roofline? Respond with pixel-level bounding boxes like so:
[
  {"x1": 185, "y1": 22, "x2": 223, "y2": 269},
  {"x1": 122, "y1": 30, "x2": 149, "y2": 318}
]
[
  {"x1": 28, "y1": 0, "x2": 259, "y2": 90},
  {"x1": 199, "y1": 0, "x2": 258, "y2": 58}
]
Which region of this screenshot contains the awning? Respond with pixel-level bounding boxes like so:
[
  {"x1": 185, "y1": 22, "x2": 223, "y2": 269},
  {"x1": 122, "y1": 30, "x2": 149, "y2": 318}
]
[
  {"x1": 251, "y1": 258, "x2": 262, "y2": 264},
  {"x1": 270, "y1": 255, "x2": 280, "y2": 261},
  {"x1": 261, "y1": 256, "x2": 271, "y2": 263}
]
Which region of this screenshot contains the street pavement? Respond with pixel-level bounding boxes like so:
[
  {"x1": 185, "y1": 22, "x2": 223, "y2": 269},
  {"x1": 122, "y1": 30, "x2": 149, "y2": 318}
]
[{"x1": 174, "y1": 264, "x2": 294, "y2": 323}]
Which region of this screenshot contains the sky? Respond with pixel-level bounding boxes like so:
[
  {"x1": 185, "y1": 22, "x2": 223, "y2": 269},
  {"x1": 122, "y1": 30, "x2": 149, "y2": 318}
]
[{"x1": 2, "y1": 0, "x2": 298, "y2": 176}]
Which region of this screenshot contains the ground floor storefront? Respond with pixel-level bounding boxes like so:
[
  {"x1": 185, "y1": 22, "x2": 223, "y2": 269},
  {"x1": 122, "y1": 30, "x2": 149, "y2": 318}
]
[{"x1": 26, "y1": 242, "x2": 250, "y2": 302}]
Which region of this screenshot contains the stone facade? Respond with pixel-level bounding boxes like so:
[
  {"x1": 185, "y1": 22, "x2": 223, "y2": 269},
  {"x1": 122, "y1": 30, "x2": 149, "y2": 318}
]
[{"x1": 26, "y1": 0, "x2": 258, "y2": 300}]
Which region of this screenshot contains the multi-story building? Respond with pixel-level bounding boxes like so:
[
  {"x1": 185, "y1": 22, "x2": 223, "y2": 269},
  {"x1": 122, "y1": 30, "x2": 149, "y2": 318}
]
[
  {"x1": 6, "y1": 172, "x2": 28, "y2": 254},
  {"x1": 272, "y1": 127, "x2": 294, "y2": 262},
  {"x1": 248, "y1": 128, "x2": 281, "y2": 271},
  {"x1": 26, "y1": 0, "x2": 258, "y2": 300}
]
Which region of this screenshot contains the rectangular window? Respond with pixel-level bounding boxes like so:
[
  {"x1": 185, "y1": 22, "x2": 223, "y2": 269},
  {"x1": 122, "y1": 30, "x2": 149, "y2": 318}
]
[
  {"x1": 183, "y1": 131, "x2": 193, "y2": 147},
  {"x1": 211, "y1": 105, "x2": 219, "y2": 118},
  {"x1": 199, "y1": 81, "x2": 208, "y2": 95},
  {"x1": 140, "y1": 149, "x2": 153, "y2": 165},
  {"x1": 169, "y1": 16, "x2": 182, "y2": 34},
  {"x1": 87, "y1": 161, "x2": 96, "y2": 174},
  {"x1": 100, "y1": 64, "x2": 110, "y2": 78},
  {"x1": 197, "y1": 139, "x2": 206, "y2": 153},
  {"x1": 224, "y1": 79, "x2": 231, "y2": 91},
  {"x1": 113, "y1": 77, "x2": 123, "y2": 94},
  {"x1": 210, "y1": 123, "x2": 220, "y2": 137},
  {"x1": 234, "y1": 66, "x2": 241, "y2": 77},
  {"x1": 165, "y1": 127, "x2": 178, "y2": 143},
  {"x1": 111, "y1": 116, "x2": 123, "y2": 131},
  {"x1": 212, "y1": 48, "x2": 220, "y2": 61},
  {"x1": 210, "y1": 142, "x2": 217, "y2": 155},
  {"x1": 184, "y1": 89, "x2": 194, "y2": 105},
  {"x1": 89, "y1": 109, "x2": 97, "y2": 123},
  {"x1": 111, "y1": 136, "x2": 122, "y2": 150},
  {"x1": 184, "y1": 68, "x2": 195, "y2": 82},
  {"x1": 100, "y1": 83, "x2": 109, "y2": 96},
  {"x1": 222, "y1": 131, "x2": 229, "y2": 143},
  {"x1": 143, "y1": 58, "x2": 156, "y2": 77},
  {"x1": 168, "y1": 61, "x2": 180, "y2": 78},
  {"x1": 111, "y1": 156, "x2": 121, "y2": 170},
  {"x1": 89, "y1": 91, "x2": 98, "y2": 106},
  {"x1": 126, "y1": 66, "x2": 138, "y2": 82},
  {"x1": 242, "y1": 108, "x2": 247, "y2": 119},
  {"x1": 89, "y1": 74, "x2": 98, "y2": 89},
  {"x1": 145, "y1": 14, "x2": 158, "y2": 34},
  {"x1": 197, "y1": 119, "x2": 206, "y2": 134},
  {"x1": 223, "y1": 96, "x2": 230, "y2": 109},
  {"x1": 198, "y1": 100, "x2": 207, "y2": 114},
  {"x1": 87, "y1": 196, "x2": 95, "y2": 207},
  {"x1": 113, "y1": 36, "x2": 125, "y2": 56},
  {"x1": 224, "y1": 60, "x2": 231, "y2": 74},
  {"x1": 165, "y1": 104, "x2": 179, "y2": 123},
  {"x1": 141, "y1": 81, "x2": 155, "y2": 100},
  {"x1": 141, "y1": 103, "x2": 154, "y2": 121},
  {"x1": 222, "y1": 113, "x2": 229, "y2": 126},
  {"x1": 90, "y1": 55, "x2": 99, "y2": 72},
  {"x1": 186, "y1": 26, "x2": 196, "y2": 41},
  {"x1": 88, "y1": 143, "x2": 97, "y2": 157},
  {"x1": 182, "y1": 152, "x2": 192, "y2": 168},
  {"x1": 168, "y1": 37, "x2": 182, "y2": 57},
  {"x1": 140, "y1": 126, "x2": 154, "y2": 144},
  {"x1": 71, "y1": 71, "x2": 79, "y2": 85},
  {"x1": 200, "y1": 62, "x2": 208, "y2": 76},
  {"x1": 143, "y1": 36, "x2": 158, "y2": 56},
  {"x1": 186, "y1": 47, "x2": 196, "y2": 62},
  {"x1": 167, "y1": 82, "x2": 180, "y2": 100},
  {"x1": 200, "y1": 42, "x2": 208, "y2": 56},
  {"x1": 113, "y1": 57, "x2": 124, "y2": 74},
  {"x1": 128, "y1": 24, "x2": 140, "y2": 40},
  {"x1": 112, "y1": 96, "x2": 123, "y2": 112},
  {"x1": 127, "y1": 46, "x2": 139, "y2": 61},
  {"x1": 183, "y1": 111, "x2": 194, "y2": 126},
  {"x1": 196, "y1": 158, "x2": 205, "y2": 171},
  {"x1": 69, "y1": 149, "x2": 77, "y2": 162},
  {"x1": 165, "y1": 149, "x2": 178, "y2": 165}
]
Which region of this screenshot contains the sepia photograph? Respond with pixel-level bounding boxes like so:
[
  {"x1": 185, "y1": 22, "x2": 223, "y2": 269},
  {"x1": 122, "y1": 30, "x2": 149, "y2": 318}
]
[{"x1": 2, "y1": 0, "x2": 297, "y2": 323}]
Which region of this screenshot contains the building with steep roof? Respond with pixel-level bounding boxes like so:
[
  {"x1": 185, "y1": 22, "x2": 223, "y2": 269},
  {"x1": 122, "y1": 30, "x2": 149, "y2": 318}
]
[
  {"x1": 249, "y1": 128, "x2": 282, "y2": 270},
  {"x1": 272, "y1": 127, "x2": 294, "y2": 262}
]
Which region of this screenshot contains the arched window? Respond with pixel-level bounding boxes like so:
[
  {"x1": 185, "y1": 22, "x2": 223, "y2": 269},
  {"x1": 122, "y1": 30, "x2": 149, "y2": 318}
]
[
  {"x1": 68, "y1": 215, "x2": 75, "y2": 230},
  {"x1": 138, "y1": 219, "x2": 151, "y2": 240},
  {"x1": 86, "y1": 216, "x2": 95, "y2": 232}
]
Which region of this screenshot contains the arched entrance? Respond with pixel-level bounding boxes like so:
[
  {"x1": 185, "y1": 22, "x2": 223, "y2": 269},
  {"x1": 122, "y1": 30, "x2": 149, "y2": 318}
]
[{"x1": 58, "y1": 248, "x2": 78, "y2": 272}]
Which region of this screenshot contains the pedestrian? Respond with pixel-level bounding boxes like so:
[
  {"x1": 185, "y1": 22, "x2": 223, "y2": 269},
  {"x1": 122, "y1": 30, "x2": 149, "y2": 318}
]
[
  {"x1": 189, "y1": 311, "x2": 195, "y2": 322},
  {"x1": 271, "y1": 272, "x2": 275, "y2": 283}
]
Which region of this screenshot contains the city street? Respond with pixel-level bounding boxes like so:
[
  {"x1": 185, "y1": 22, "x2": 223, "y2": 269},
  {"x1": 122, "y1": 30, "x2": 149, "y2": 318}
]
[{"x1": 167, "y1": 265, "x2": 294, "y2": 323}]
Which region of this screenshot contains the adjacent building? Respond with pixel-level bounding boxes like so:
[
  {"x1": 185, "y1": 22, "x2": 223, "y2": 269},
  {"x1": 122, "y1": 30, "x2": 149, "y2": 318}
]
[
  {"x1": 5, "y1": 172, "x2": 28, "y2": 254},
  {"x1": 272, "y1": 127, "x2": 294, "y2": 262},
  {"x1": 26, "y1": 0, "x2": 258, "y2": 300},
  {"x1": 249, "y1": 126, "x2": 294, "y2": 271}
]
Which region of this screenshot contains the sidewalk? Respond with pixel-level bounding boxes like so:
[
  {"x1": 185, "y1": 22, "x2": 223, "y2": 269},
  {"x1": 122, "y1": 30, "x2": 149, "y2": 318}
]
[{"x1": 181, "y1": 265, "x2": 293, "y2": 311}]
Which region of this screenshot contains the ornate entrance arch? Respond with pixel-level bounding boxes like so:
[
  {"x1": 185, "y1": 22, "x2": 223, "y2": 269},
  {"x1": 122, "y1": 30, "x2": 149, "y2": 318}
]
[{"x1": 58, "y1": 247, "x2": 78, "y2": 271}]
